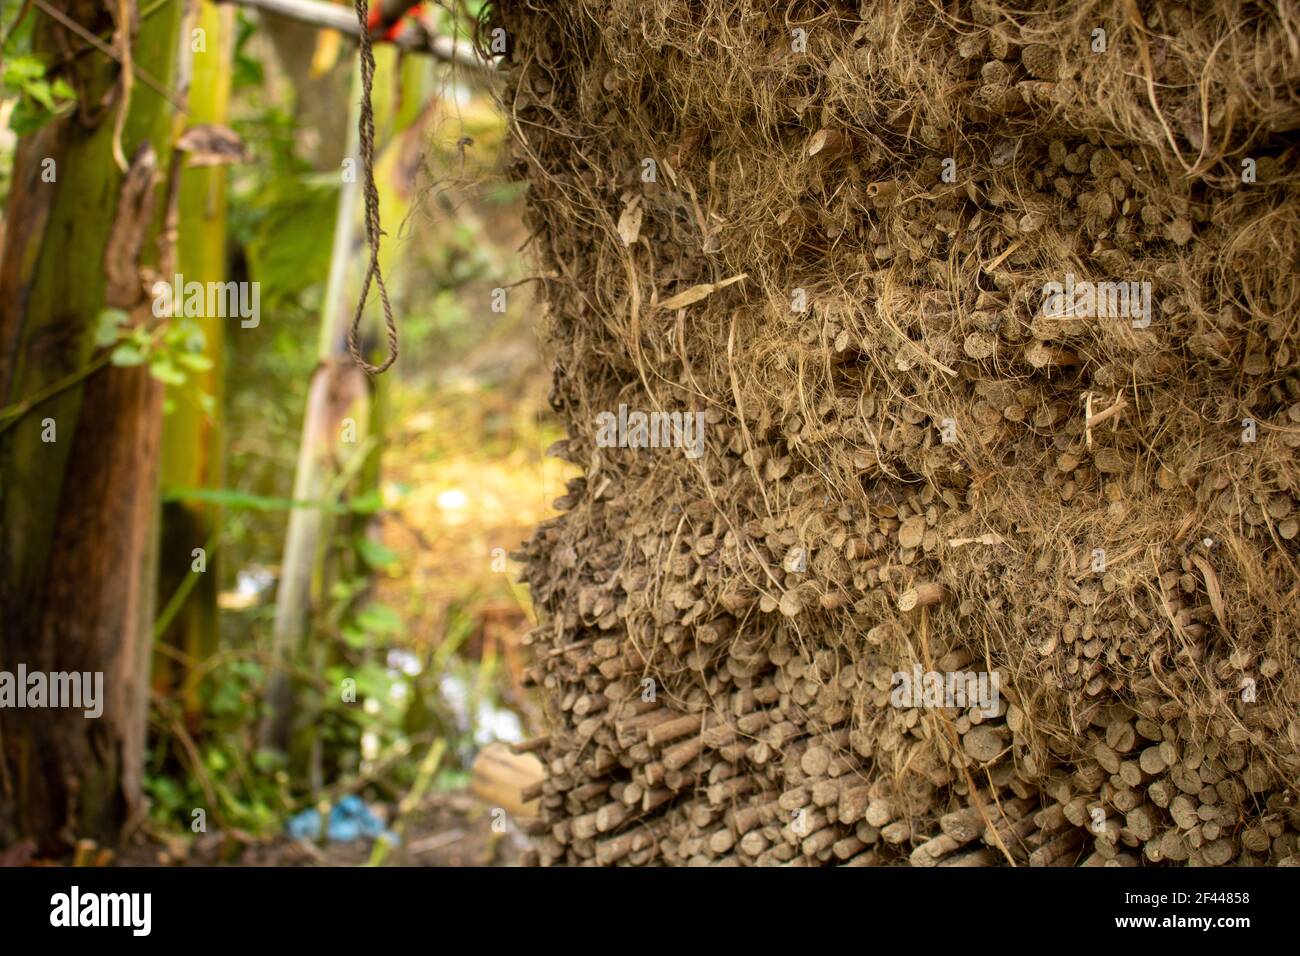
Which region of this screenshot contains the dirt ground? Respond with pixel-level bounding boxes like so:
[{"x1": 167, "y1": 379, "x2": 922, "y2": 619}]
[{"x1": 96, "y1": 791, "x2": 532, "y2": 867}]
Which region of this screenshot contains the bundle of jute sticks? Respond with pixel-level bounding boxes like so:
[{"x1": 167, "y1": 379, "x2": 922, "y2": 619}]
[{"x1": 492, "y1": 0, "x2": 1300, "y2": 866}]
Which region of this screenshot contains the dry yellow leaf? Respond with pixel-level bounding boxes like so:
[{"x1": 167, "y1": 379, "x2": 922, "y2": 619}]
[
  {"x1": 617, "y1": 197, "x2": 643, "y2": 246},
  {"x1": 657, "y1": 273, "x2": 747, "y2": 310}
]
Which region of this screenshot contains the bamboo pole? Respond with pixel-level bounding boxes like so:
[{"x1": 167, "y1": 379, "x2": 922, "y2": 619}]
[
  {"x1": 261, "y1": 45, "x2": 427, "y2": 753},
  {"x1": 261, "y1": 78, "x2": 369, "y2": 752},
  {"x1": 157, "y1": 0, "x2": 236, "y2": 720}
]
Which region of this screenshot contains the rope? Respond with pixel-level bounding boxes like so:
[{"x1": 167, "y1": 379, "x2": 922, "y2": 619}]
[{"x1": 348, "y1": 0, "x2": 399, "y2": 375}]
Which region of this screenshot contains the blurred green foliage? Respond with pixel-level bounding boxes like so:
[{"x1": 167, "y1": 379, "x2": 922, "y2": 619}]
[{"x1": 2, "y1": 54, "x2": 76, "y2": 135}]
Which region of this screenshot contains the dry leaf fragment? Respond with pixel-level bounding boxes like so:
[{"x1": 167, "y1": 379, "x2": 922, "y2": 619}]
[
  {"x1": 657, "y1": 273, "x2": 747, "y2": 310},
  {"x1": 176, "y1": 123, "x2": 252, "y2": 167},
  {"x1": 617, "y1": 196, "x2": 643, "y2": 246}
]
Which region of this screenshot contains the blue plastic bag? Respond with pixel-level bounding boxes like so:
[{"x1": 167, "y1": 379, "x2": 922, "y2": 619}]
[{"x1": 287, "y1": 795, "x2": 399, "y2": 844}]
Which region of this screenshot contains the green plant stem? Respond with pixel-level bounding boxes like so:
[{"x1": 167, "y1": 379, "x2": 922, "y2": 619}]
[
  {"x1": 366, "y1": 737, "x2": 446, "y2": 866},
  {"x1": 0, "y1": 352, "x2": 110, "y2": 432},
  {"x1": 153, "y1": 525, "x2": 223, "y2": 640}
]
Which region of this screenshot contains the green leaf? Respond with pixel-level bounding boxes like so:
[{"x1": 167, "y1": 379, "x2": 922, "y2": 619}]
[
  {"x1": 329, "y1": 576, "x2": 366, "y2": 603},
  {"x1": 8, "y1": 100, "x2": 53, "y2": 136},
  {"x1": 143, "y1": 774, "x2": 185, "y2": 812},
  {"x1": 355, "y1": 536, "x2": 399, "y2": 571},
  {"x1": 110, "y1": 343, "x2": 147, "y2": 367},
  {"x1": 348, "y1": 490, "x2": 383, "y2": 514},
  {"x1": 353, "y1": 662, "x2": 396, "y2": 700},
  {"x1": 149, "y1": 357, "x2": 187, "y2": 386},
  {"x1": 94, "y1": 309, "x2": 129, "y2": 348},
  {"x1": 27, "y1": 79, "x2": 55, "y2": 112},
  {"x1": 355, "y1": 602, "x2": 402, "y2": 636},
  {"x1": 3, "y1": 55, "x2": 46, "y2": 85},
  {"x1": 253, "y1": 748, "x2": 285, "y2": 773},
  {"x1": 3, "y1": 56, "x2": 76, "y2": 135},
  {"x1": 341, "y1": 623, "x2": 369, "y2": 650},
  {"x1": 205, "y1": 748, "x2": 230, "y2": 773},
  {"x1": 244, "y1": 174, "x2": 338, "y2": 308},
  {"x1": 177, "y1": 351, "x2": 214, "y2": 372},
  {"x1": 161, "y1": 486, "x2": 372, "y2": 515}
]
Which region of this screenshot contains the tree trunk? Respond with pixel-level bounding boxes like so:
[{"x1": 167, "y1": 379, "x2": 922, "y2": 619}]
[
  {"x1": 0, "y1": 0, "x2": 184, "y2": 853},
  {"x1": 260, "y1": 13, "x2": 352, "y2": 171},
  {"x1": 156, "y1": 1, "x2": 235, "y2": 722}
]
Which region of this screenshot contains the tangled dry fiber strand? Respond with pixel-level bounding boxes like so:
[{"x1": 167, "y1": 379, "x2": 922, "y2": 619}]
[{"x1": 489, "y1": 0, "x2": 1300, "y2": 866}]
